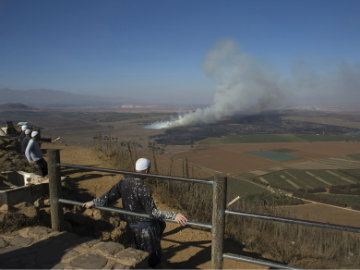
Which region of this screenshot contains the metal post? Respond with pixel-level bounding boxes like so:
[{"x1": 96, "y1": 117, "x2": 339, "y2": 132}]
[
  {"x1": 48, "y1": 149, "x2": 63, "y2": 231},
  {"x1": 211, "y1": 173, "x2": 227, "y2": 269}
]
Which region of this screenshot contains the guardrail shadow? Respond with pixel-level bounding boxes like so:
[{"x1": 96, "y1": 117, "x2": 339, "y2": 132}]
[{"x1": 160, "y1": 227, "x2": 264, "y2": 269}]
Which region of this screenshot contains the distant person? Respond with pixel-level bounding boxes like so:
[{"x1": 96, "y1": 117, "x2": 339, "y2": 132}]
[
  {"x1": 21, "y1": 129, "x2": 31, "y2": 154},
  {"x1": 19, "y1": 124, "x2": 28, "y2": 142},
  {"x1": 83, "y1": 158, "x2": 188, "y2": 268},
  {"x1": 25, "y1": 131, "x2": 48, "y2": 176}
]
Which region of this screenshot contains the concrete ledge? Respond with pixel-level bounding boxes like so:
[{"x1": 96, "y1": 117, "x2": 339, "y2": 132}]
[{"x1": 0, "y1": 182, "x2": 48, "y2": 210}]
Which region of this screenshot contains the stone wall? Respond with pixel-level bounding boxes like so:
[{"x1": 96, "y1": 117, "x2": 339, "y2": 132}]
[{"x1": 0, "y1": 226, "x2": 149, "y2": 269}]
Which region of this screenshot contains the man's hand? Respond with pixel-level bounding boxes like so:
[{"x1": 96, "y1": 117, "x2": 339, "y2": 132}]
[
  {"x1": 83, "y1": 201, "x2": 94, "y2": 209},
  {"x1": 174, "y1": 213, "x2": 188, "y2": 226}
]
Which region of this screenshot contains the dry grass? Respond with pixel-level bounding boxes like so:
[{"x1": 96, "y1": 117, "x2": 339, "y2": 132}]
[{"x1": 95, "y1": 137, "x2": 360, "y2": 268}]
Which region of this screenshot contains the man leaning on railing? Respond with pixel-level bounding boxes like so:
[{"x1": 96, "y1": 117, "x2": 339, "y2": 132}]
[{"x1": 83, "y1": 157, "x2": 188, "y2": 268}]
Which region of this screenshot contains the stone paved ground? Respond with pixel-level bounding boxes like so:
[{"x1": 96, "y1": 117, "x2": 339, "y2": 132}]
[{"x1": 0, "y1": 226, "x2": 148, "y2": 269}]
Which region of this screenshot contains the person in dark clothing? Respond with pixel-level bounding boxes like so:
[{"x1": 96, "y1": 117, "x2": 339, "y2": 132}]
[
  {"x1": 21, "y1": 129, "x2": 31, "y2": 154},
  {"x1": 83, "y1": 158, "x2": 187, "y2": 268},
  {"x1": 25, "y1": 131, "x2": 48, "y2": 176},
  {"x1": 19, "y1": 124, "x2": 27, "y2": 142}
]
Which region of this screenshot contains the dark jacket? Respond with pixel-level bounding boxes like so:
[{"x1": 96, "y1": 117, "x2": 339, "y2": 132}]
[
  {"x1": 93, "y1": 177, "x2": 176, "y2": 224},
  {"x1": 21, "y1": 136, "x2": 31, "y2": 154}
]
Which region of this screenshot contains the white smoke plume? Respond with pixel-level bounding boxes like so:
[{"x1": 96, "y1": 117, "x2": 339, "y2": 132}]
[
  {"x1": 146, "y1": 39, "x2": 284, "y2": 129},
  {"x1": 289, "y1": 60, "x2": 360, "y2": 106},
  {"x1": 146, "y1": 39, "x2": 360, "y2": 130}
]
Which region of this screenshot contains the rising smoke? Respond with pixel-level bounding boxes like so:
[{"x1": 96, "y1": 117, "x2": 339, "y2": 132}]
[
  {"x1": 147, "y1": 39, "x2": 284, "y2": 129},
  {"x1": 289, "y1": 60, "x2": 360, "y2": 106},
  {"x1": 147, "y1": 39, "x2": 360, "y2": 130}
]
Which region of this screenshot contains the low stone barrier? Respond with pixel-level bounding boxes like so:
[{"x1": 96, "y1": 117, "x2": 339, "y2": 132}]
[{"x1": 0, "y1": 226, "x2": 149, "y2": 269}]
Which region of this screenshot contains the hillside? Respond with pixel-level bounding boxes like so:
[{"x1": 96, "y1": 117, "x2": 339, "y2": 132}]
[
  {"x1": 0, "y1": 103, "x2": 37, "y2": 111},
  {"x1": 0, "y1": 137, "x2": 36, "y2": 173},
  {"x1": 0, "y1": 88, "x2": 130, "y2": 109}
]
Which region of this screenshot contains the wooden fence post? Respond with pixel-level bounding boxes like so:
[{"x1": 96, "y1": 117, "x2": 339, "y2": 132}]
[
  {"x1": 48, "y1": 149, "x2": 63, "y2": 231},
  {"x1": 211, "y1": 173, "x2": 227, "y2": 269}
]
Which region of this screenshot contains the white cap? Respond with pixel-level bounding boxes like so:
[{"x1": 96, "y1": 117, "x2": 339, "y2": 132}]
[
  {"x1": 135, "y1": 158, "x2": 151, "y2": 171},
  {"x1": 25, "y1": 129, "x2": 31, "y2": 135},
  {"x1": 31, "y1": 131, "x2": 39, "y2": 138},
  {"x1": 21, "y1": 125, "x2": 28, "y2": 131}
]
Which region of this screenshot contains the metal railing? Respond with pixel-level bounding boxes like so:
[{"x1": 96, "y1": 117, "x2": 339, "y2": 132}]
[
  {"x1": 225, "y1": 209, "x2": 360, "y2": 233},
  {"x1": 47, "y1": 149, "x2": 360, "y2": 269},
  {"x1": 58, "y1": 198, "x2": 212, "y2": 229},
  {"x1": 60, "y1": 163, "x2": 213, "y2": 186},
  {"x1": 48, "y1": 149, "x2": 222, "y2": 268}
]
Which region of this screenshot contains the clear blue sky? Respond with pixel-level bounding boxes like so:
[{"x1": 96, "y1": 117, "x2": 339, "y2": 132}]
[{"x1": 1, "y1": 0, "x2": 359, "y2": 105}]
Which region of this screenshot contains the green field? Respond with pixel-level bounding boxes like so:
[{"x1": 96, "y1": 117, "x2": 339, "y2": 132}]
[
  {"x1": 0, "y1": 111, "x2": 171, "y2": 123},
  {"x1": 200, "y1": 134, "x2": 304, "y2": 144},
  {"x1": 228, "y1": 177, "x2": 269, "y2": 198},
  {"x1": 253, "y1": 170, "x2": 317, "y2": 190},
  {"x1": 287, "y1": 170, "x2": 326, "y2": 189},
  {"x1": 227, "y1": 176, "x2": 303, "y2": 206},
  {"x1": 250, "y1": 169, "x2": 360, "y2": 209},
  {"x1": 310, "y1": 170, "x2": 351, "y2": 185},
  {"x1": 297, "y1": 134, "x2": 360, "y2": 142},
  {"x1": 348, "y1": 153, "x2": 360, "y2": 161},
  {"x1": 199, "y1": 134, "x2": 360, "y2": 144},
  {"x1": 338, "y1": 169, "x2": 360, "y2": 178},
  {"x1": 253, "y1": 169, "x2": 360, "y2": 192},
  {"x1": 250, "y1": 150, "x2": 300, "y2": 162},
  {"x1": 271, "y1": 148, "x2": 296, "y2": 153},
  {"x1": 315, "y1": 193, "x2": 360, "y2": 208}
]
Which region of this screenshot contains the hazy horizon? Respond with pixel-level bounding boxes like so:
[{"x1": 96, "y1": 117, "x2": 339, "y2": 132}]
[{"x1": 1, "y1": 0, "x2": 359, "y2": 108}]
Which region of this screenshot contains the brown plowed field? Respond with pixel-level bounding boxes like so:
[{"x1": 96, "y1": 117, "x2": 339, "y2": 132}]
[
  {"x1": 170, "y1": 141, "x2": 360, "y2": 230},
  {"x1": 174, "y1": 142, "x2": 360, "y2": 174},
  {"x1": 279, "y1": 203, "x2": 360, "y2": 228}
]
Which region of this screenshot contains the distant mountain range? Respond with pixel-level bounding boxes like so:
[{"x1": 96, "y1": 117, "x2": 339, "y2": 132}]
[
  {"x1": 0, "y1": 103, "x2": 38, "y2": 111},
  {"x1": 0, "y1": 88, "x2": 130, "y2": 108}
]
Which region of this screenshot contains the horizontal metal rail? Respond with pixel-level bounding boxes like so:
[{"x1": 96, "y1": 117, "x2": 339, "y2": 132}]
[
  {"x1": 223, "y1": 253, "x2": 302, "y2": 270},
  {"x1": 48, "y1": 150, "x2": 351, "y2": 270},
  {"x1": 225, "y1": 209, "x2": 360, "y2": 233},
  {"x1": 59, "y1": 198, "x2": 212, "y2": 229},
  {"x1": 59, "y1": 163, "x2": 213, "y2": 185}
]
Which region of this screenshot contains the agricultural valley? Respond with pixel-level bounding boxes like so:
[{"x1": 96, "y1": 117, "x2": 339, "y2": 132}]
[{"x1": 1, "y1": 108, "x2": 360, "y2": 268}]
